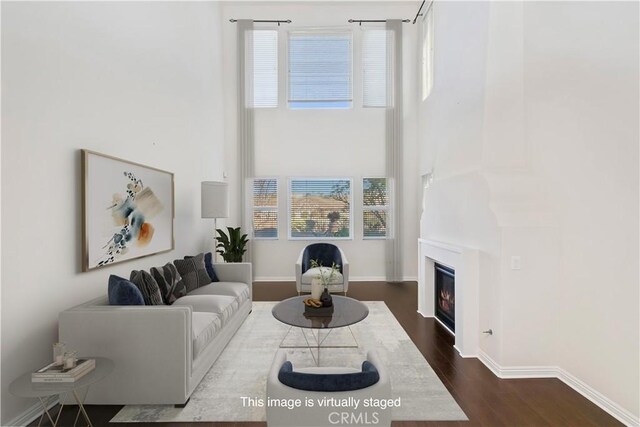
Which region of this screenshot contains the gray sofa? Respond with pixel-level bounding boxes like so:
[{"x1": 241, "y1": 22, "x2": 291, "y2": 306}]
[{"x1": 58, "y1": 262, "x2": 252, "y2": 405}]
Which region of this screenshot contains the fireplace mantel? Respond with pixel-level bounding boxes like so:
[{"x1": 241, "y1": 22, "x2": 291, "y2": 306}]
[{"x1": 418, "y1": 239, "x2": 480, "y2": 357}]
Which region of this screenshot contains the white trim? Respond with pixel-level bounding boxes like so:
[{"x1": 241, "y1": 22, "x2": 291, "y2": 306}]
[
  {"x1": 418, "y1": 238, "x2": 480, "y2": 357},
  {"x1": 5, "y1": 398, "x2": 59, "y2": 427},
  {"x1": 253, "y1": 276, "x2": 418, "y2": 282},
  {"x1": 557, "y1": 368, "x2": 639, "y2": 427},
  {"x1": 477, "y1": 350, "x2": 640, "y2": 427}
]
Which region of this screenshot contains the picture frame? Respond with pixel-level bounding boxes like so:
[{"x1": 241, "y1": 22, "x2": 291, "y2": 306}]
[{"x1": 81, "y1": 149, "x2": 174, "y2": 272}]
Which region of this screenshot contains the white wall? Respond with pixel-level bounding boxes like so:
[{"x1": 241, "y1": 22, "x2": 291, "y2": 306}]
[
  {"x1": 220, "y1": 1, "x2": 419, "y2": 281},
  {"x1": 419, "y1": 0, "x2": 639, "y2": 422},
  {"x1": 524, "y1": 1, "x2": 639, "y2": 419},
  {"x1": 1, "y1": 2, "x2": 226, "y2": 423}
]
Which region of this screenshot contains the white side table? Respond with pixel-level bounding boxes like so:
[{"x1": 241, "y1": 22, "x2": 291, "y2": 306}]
[{"x1": 9, "y1": 357, "x2": 114, "y2": 427}]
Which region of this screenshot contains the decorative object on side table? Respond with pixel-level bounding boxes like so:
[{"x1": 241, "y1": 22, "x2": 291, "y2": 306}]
[
  {"x1": 82, "y1": 150, "x2": 175, "y2": 271},
  {"x1": 32, "y1": 358, "x2": 95, "y2": 383},
  {"x1": 53, "y1": 342, "x2": 66, "y2": 366},
  {"x1": 215, "y1": 227, "x2": 249, "y2": 262}
]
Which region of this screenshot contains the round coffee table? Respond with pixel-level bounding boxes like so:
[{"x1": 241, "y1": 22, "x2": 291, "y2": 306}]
[
  {"x1": 272, "y1": 295, "x2": 369, "y2": 365},
  {"x1": 9, "y1": 357, "x2": 114, "y2": 427}
]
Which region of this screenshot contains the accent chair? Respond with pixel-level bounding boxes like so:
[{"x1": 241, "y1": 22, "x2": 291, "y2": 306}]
[{"x1": 295, "y1": 243, "x2": 349, "y2": 295}]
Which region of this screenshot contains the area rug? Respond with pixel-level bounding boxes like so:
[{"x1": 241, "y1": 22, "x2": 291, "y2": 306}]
[{"x1": 111, "y1": 301, "x2": 467, "y2": 423}]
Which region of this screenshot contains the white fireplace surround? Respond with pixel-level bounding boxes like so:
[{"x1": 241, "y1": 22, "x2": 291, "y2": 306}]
[{"x1": 418, "y1": 239, "x2": 480, "y2": 357}]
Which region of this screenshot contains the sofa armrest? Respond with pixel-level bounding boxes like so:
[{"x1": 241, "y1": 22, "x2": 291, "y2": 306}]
[
  {"x1": 213, "y1": 262, "x2": 252, "y2": 297},
  {"x1": 58, "y1": 302, "x2": 192, "y2": 404}
]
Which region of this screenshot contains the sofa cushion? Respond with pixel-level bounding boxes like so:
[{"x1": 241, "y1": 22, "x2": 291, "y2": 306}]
[
  {"x1": 174, "y1": 253, "x2": 212, "y2": 292},
  {"x1": 300, "y1": 267, "x2": 344, "y2": 285},
  {"x1": 278, "y1": 361, "x2": 379, "y2": 392},
  {"x1": 129, "y1": 270, "x2": 164, "y2": 305},
  {"x1": 108, "y1": 275, "x2": 144, "y2": 305},
  {"x1": 192, "y1": 312, "x2": 223, "y2": 360},
  {"x1": 188, "y1": 282, "x2": 250, "y2": 303},
  {"x1": 150, "y1": 263, "x2": 187, "y2": 304},
  {"x1": 173, "y1": 295, "x2": 237, "y2": 323}
]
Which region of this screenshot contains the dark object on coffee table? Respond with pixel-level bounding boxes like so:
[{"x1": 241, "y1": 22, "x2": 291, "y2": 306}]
[
  {"x1": 320, "y1": 288, "x2": 333, "y2": 307},
  {"x1": 304, "y1": 304, "x2": 334, "y2": 316}
]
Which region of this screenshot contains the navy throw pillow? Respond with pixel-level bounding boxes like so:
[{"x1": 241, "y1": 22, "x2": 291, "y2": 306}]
[
  {"x1": 204, "y1": 252, "x2": 220, "y2": 282},
  {"x1": 108, "y1": 275, "x2": 144, "y2": 305},
  {"x1": 278, "y1": 360, "x2": 380, "y2": 392}
]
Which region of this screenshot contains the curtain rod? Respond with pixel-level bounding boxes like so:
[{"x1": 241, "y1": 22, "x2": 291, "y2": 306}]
[
  {"x1": 412, "y1": 0, "x2": 434, "y2": 24},
  {"x1": 229, "y1": 19, "x2": 292, "y2": 25},
  {"x1": 347, "y1": 19, "x2": 410, "y2": 26}
]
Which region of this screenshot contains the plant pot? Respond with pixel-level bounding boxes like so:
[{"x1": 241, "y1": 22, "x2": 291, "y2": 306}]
[{"x1": 311, "y1": 278, "x2": 323, "y2": 300}]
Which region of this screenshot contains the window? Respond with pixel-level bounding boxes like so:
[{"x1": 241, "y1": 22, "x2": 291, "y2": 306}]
[
  {"x1": 363, "y1": 178, "x2": 388, "y2": 238},
  {"x1": 289, "y1": 179, "x2": 352, "y2": 239},
  {"x1": 362, "y1": 29, "x2": 389, "y2": 108},
  {"x1": 252, "y1": 30, "x2": 278, "y2": 108},
  {"x1": 288, "y1": 31, "x2": 352, "y2": 109},
  {"x1": 420, "y1": 5, "x2": 434, "y2": 101},
  {"x1": 253, "y1": 178, "x2": 278, "y2": 238}
]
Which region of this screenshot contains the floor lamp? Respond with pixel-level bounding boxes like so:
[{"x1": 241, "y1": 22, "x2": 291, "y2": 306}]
[{"x1": 201, "y1": 181, "x2": 229, "y2": 261}]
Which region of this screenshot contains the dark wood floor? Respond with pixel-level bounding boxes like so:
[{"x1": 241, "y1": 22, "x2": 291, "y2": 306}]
[{"x1": 32, "y1": 282, "x2": 622, "y2": 427}]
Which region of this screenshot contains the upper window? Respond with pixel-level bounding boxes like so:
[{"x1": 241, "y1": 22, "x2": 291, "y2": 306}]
[
  {"x1": 421, "y1": 5, "x2": 434, "y2": 101},
  {"x1": 362, "y1": 29, "x2": 389, "y2": 108},
  {"x1": 363, "y1": 178, "x2": 388, "y2": 239},
  {"x1": 253, "y1": 178, "x2": 278, "y2": 239},
  {"x1": 289, "y1": 178, "x2": 352, "y2": 239},
  {"x1": 251, "y1": 30, "x2": 278, "y2": 108},
  {"x1": 288, "y1": 31, "x2": 353, "y2": 109}
]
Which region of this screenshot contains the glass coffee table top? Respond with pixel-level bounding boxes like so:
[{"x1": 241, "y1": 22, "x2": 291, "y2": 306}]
[{"x1": 272, "y1": 295, "x2": 369, "y2": 329}]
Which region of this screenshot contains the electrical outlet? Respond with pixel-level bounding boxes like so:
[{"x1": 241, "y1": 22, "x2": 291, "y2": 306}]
[{"x1": 511, "y1": 256, "x2": 521, "y2": 270}]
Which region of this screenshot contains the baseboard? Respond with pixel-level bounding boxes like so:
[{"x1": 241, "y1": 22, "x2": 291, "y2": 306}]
[
  {"x1": 254, "y1": 277, "x2": 294, "y2": 282},
  {"x1": 557, "y1": 368, "x2": 639, "y2": 427},
  {"x1": 477, "y1": 350, "x2": 639, "y2": 426},
  {"x1": 253, "y1": 276, "x2": 418, "y2": 282},
  {"x1": 5, "y1": 398, "x2": 59, "y2": 427}
]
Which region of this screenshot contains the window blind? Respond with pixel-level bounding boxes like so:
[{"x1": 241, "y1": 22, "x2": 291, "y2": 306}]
[
  {"x1": 253, "y1": 178, "x2": 278, "y2": 238},
  {"x1": 289, "y1": 179, "x2": 351, "y2": 239},
  {"x1": 362, "y1": 30, "x2": 389, "y2": 108},
  {"x1": 363, "y1": 178, "x2": 388, "y2": 238},
  {"x1": 288, "y1": 32, "x2": 352, "y2": 108},
  {"x1": 252, "y1": 30, "x2": 278, "y2": 108}
]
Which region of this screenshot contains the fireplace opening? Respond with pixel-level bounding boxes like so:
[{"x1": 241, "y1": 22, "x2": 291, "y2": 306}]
[{"x1": 435, "y1": 263, "x2": 455, "y2": 333}]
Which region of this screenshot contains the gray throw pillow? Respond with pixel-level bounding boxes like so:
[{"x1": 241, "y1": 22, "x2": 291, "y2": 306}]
[
  {"x1": 150, "y1": 263, "x2": 186, "y2": 304},
  {"x1": 173, "y1": 253, "x2": 212, "y2": 293},
  {"x1": 129, "y1": 270, "x2": 164, "y2": 305}
]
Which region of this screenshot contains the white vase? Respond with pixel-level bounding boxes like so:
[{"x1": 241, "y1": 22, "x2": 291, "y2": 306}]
[{"x1": 311, "y1": 278, "x2": 323, "y2": 300}]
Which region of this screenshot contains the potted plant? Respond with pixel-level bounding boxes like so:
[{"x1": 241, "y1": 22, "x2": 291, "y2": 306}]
[
  {"x1": 215, "y1": 227, "x2": 249, "y2": 262},
  {"x1": 310, "y1": 259, "x2": 340, "y2": 304}
]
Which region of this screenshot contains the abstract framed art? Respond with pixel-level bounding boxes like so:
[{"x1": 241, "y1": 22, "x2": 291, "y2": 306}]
[{"x1": 82, "y1": 150, "x2": 174, "y2": 271}]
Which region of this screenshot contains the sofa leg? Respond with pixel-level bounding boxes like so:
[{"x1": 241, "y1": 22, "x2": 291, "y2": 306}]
[{"x1": 175, "y1": 397, "x2": 191, "y2": 408}]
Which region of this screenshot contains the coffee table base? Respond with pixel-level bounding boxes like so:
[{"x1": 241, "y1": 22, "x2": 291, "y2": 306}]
[{"x1": 278, "y1": 326, "x2": 359, "y2": 366}]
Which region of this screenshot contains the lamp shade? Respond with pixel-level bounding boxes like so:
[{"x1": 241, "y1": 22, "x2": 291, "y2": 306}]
[{"x1": 201, "y1": 181, "x2": 229, "y2": 218}]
